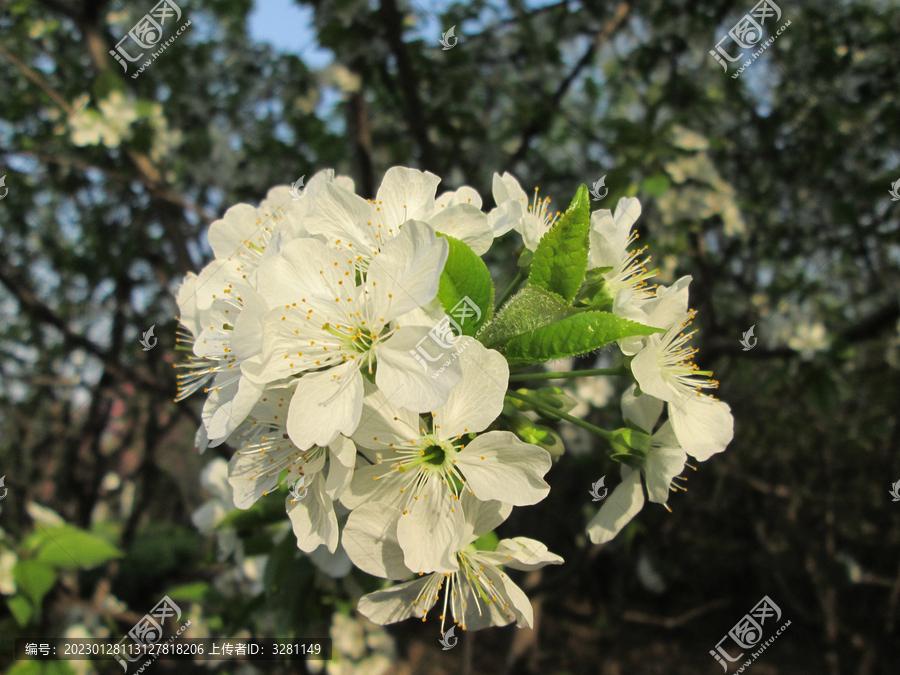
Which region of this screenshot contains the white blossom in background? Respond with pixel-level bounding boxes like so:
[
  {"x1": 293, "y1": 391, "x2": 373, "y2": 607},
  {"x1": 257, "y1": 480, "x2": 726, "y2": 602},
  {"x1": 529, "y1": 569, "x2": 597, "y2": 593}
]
[
  {"x1": 587, "y1": 385, "x2": 687, "y2": 544},
  {"x1": 191, "y1": 458, "x2": 268, "y2": 594},
  {"x1": 0, "y1": 548, "x2": 17, "y2": 595},
  {"x1": 342, "y1": 339, "x2": 550, "y2": 573},
  {"x1": 343, "y1": 491, "x2": 562, "y2": 631},
  {"x1": 630, "y1": 312, "x2": 734, "y2": 461},
  {"x1": 307, "y1": 613, "x2": 396, "y2": 675},
  {"x1": 788, "y1": 321, "x2": 830, "y2": 359},
  {"x1": 488, "y1": 172, "x2": 559, "y2": 250}
]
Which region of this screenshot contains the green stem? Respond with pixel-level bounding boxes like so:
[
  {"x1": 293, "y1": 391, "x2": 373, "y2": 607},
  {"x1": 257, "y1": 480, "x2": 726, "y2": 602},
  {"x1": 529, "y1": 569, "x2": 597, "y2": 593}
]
[
  {"x1": 508, "y1": 367, "x2": 628, "y2": 382},
  {"x1": 494, "y1": 268, "x2": 528, "y2": 311},
  {"x1": 505, "y1": 390, "x2": 613, "y2": 442}
]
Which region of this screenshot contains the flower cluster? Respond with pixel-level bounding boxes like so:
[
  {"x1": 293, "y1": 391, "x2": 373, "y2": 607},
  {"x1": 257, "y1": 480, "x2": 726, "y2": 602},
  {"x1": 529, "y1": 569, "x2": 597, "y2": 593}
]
[
  {"x1": 175, "y1": 167, "x2": 733, "y2": 633},
  {"x1": 585, "y1": 198, "x2": 734, "y2": 543}
]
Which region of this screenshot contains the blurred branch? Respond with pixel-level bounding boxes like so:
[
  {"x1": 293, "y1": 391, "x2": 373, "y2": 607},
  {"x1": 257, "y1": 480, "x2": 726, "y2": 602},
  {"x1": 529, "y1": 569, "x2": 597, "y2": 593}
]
[
  {"x1": 622, "y1": 598, "x2": 729, "y2": 629},
  {"x1": 504, "y1": 2, "x2": 631, "y2": 171},
  {"x1": 0, "y1": 39, "x2": 196, "y2": 274},
  {"x1": 0, "y1": 43, "x2": 73, "y2": 113},
  {"x1": 379, "y1": 0, "x2": 439, "y2": 173},
  {"x1": 19, "y1": 150, "x2": 217, "y2": 223},
  {"x1": 0, "y1": 254, "x2": 167, "y2": 393}
]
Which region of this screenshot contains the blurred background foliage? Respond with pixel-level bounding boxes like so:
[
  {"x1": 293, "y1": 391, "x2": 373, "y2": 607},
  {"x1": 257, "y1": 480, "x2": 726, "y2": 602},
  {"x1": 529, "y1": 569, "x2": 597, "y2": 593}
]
[{"x1": 1, "y1": 0, "x2": 899, "y2": 673}]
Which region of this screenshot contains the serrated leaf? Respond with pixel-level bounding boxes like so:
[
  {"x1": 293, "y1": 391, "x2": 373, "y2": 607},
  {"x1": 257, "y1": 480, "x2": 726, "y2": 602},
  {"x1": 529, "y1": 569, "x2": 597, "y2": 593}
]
[
  {"x1": 528, "y1": 185, "x2": 591, "y2": 302},
  {"x1": 13, "y1": 561, "x2": 56, "y2": 606},
  {"x1": 501, "y1": 311, "x2": 664, "y2": 370},
  {"x1": 35, "y1": 526, "x2": 123, "y2": 569},
  {"x1": 436, "y1": 235, "x2": 493, "y2": 336},
  {"x1": 481, "y1": 285, "x2": 574, "y2": 349}
]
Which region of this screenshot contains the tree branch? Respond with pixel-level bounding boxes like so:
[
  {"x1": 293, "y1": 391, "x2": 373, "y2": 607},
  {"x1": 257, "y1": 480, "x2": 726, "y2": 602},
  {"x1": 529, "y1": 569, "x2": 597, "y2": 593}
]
[
  {"x1": 379, "y1": 0, "x2": 439, "y2": 173},
  {"x1": 504, "y1": 2, "x2": 631, "y2": 171}
]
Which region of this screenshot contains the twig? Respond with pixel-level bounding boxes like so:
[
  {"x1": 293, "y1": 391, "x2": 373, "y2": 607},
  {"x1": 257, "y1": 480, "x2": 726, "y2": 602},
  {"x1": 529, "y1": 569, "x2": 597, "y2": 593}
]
[{"x1": 622, "y1": 598, "x2": 729, "y2": 629}]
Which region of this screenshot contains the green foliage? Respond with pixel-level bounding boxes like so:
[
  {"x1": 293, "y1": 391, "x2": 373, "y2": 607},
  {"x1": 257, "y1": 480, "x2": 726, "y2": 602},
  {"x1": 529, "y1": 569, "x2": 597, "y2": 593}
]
[
  {"x1": 528, "y1": 185, "x2": 592, "y2": 302},
  {"x1": 13, "y1": 561, "x2": 57, "y2": 606},
  {"x1": 114, "y1": 524, "x2": 199, "y2": 603},
  {"x1": 608, "y1": 427, "x2": 652, "y2": 469},
  {"x1": 473, "y1": 531, "x2": 499, "y2": 552},
  {"x1": 436, "y1": 234, "x2": 494, "y2": 336},
  {"x1": 501, "y1": 311, "x2": 663, "y2": 371},
  {"x1": 5, "y1": 594, "x2": 33, "y2": 627},
  {"x1": 33, "y1": 526, "x2": 123, "y2": 570},
  {"x1": 482, "y1": 285, "x2": 575, "y2": 349}
]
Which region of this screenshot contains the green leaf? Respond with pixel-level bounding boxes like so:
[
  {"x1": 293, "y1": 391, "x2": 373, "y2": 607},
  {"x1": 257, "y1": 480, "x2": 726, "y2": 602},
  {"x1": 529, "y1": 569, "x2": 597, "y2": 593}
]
[
  {"x1": 13, "y1": 561, "x2": 57, "y2": 606},
  {"x1": 481, "y1": 285, "x2": 574, "y2": 349},
  {"x1": 436, "y1": 235, "x2": 494, "y2": 336},
  {"x1": 528, "y1": 185, "x2": 592, "y2": 302},
  {"x1": 501, "y1": 311, "x2": 664, "y2": 370},
  {"x1": 6, "y1": 594, "x2": 33, "y2": 626},
  {"x1": 35, "y1": 526, "x2": 123, "y2": 569},
  {"x1": 165, "y1": 581, "x2": 211, "y2": 603},
  {"x1": 473, "y1": 531, "x2": 499, "y2": 552}
]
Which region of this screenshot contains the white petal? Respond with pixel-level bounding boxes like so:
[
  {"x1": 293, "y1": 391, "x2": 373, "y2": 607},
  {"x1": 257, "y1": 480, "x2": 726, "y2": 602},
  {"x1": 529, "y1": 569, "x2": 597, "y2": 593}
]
[
  {"x1": 374, "y1": 327, "x2": 462, "y2": 412},
  {"x1": 459, "y1": 490, "x2": 511, "y2": 543},
  {"x1": 620, "y1": 384, "x2": 664, "y2": 434},
  {"x1": 491, "y1": 567, "x2": 534, "y2": 629},
  {"x1": 644, "y1": 441, "x2": 687, "y2": 505},
  {"x1": 630, "y1": 339, "x2": 676, "y2": 403},
  {"x1": 342, "y1": 503, "x2": 412, "y2": 580},
  {"x1": 434, "y1": 339, "x2": 508, "y2": 438},
  {"x1": 458, "y1": 565, "x2": 517, "y2": 630},
  {"x1": 375, "y1": 166, "x2": 441, "y2": 229},
  {"x1": 482, "y1": 537, "x2": 564, "y2": 571},
  {"x1": 304, "y1": 181, "x2": 377, "y2": 253},
  {"x1": 588, "y1": 197, "x2": 642, "y2": 270},
  {"x1": 434, "y1": 185, "x2": 482, "y2": 211},
  {"x1": 640, "y1": 276, "x2": 692, "y2": 330},
  {"x1": 586, "y1": 468, "x2": 645, "y2": 544},
  {"x1": 351, "y1": 386, "x2": 420, "y2": 452},
  {"x1": 669, "y1": 396, "x2": 733, "y2": 461},
  {"x1": 287, "y1": 473, "x2": 339, "y2": 553},
  {"x1": 396, "y1": 473, "x2": 464, "y2": 573},
  {"x1": 309, "y1": 543, "x2": 353, "y2": 578},
  {"x1": 325, "y1": 451, "x2": 355, "y2": 501},
  {"x1": 207, "y1": 203, "x2": 260, "y2": 260},
  {"x1": 229, "y1": 287, "x2": 268, "y2": 360},
  {"x1": 205, "y1": 376, "x2": 265, "y2": 441},
  {"x1": 256, "y1": 236, "x2": 350, "y2": 309},
  {"x1": 328, "y1": 435, "x2": 357, "y2": 468},
  {"x1": 455, "y1": 432, "x2": 551, "y2": 506},
  {"x1": 341, "y1": 460, "x2": 411, "y2": 511},
  {"x1": 286, "y1": 363, "x2": 364, "y2": 449},
  {"x1": 357, "y1": 576, "x2": 435, "y2": 625},
  {"x1": 368, "y1": 221, "x2": 448, "y2": 321},
  {"x1": 228, "y1": 442, "x2": 297, "y2": 509},
  {"x1": 428, "y1": 204, "x2": 493, "y2": 255},
  {"x1": 176, "y1": 273, "x2": 203, "y2": 338}
]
